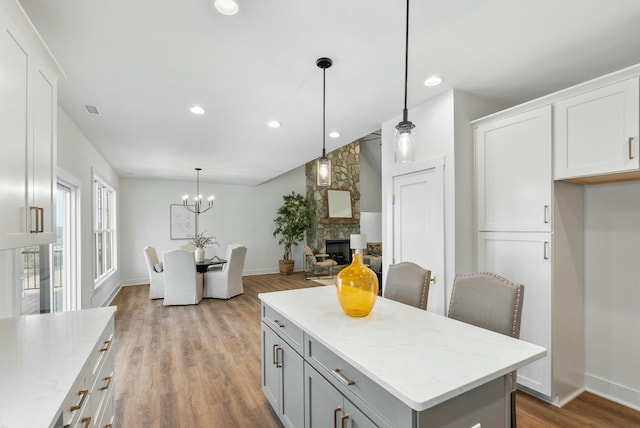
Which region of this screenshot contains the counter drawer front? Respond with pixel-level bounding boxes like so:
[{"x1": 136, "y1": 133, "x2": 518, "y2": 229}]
[
  {"x1": 62, "y1": 373, "x2": 88, "y2": 427},
  {"x1": 90, "y1": 348, "x2": 115, "y2": 422},
  {"x1": 262, "y1": 303, "x2": 303, "y2": 353},
  {"x1": 305, "y1": 336, "x2": 411, "y2": 428},
  {"x1": 90, "y1": 317, "x2": 115, "y2": 376}
]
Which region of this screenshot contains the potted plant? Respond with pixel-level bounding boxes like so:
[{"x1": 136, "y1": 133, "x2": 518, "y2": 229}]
[
  {"x1": 273, "y1": 191, "x2": 314, "y2": 274},
  {"x1": 188, "y1": 232, "x2": 217, "y2": 263}
]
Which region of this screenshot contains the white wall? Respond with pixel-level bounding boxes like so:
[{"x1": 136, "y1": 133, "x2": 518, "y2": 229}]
[
  {"x1": 57, "y1": 108, "x2": 121, "y2": 309},
  {"x1": 381, "y1": 90, "x2": 506, "y2": 307},
  {"x1": 584, "y1": 181, "x2": 640, "y2": 410},
  {"x1": 119, "y1": 167, "x2": 305, "y2": 285},
  {"x1": 360, "y1": 139, "x2": 382, "y2": 213}
]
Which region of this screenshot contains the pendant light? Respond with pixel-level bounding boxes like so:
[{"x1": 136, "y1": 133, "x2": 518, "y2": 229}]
[
  {"x1": 181, "y1": 168, "x2": 214, "y2": 215},
  {"x1": 316, "y1": 57, "x2": 333, "y2": 186},
  {"x1": 395, "y1": 0, "x2": 415, "y2": 164}
]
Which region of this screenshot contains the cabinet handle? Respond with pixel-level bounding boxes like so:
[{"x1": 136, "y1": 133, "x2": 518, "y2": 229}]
[
  {"x1": 333, "y1": 407, "x2": 342, "y2": 428},
  {"x1": 332, "y1": 368, "x2": 355, "y2": 386},
  {"x1": 274, "y1": 345, "x2": 282, "y2": 368},
  {"x1": 544, "y1": 241, "x2": 549, "y2": 260},
  {"x1": 341, "y1": 414, "x2": 350, "y2": 428},
  {"x1": 81, "y1": 417, "x2": 91, "y2": 428},
  {"x1": 105, "y1": 425, "x2": 113, "y2": 428},
  {"x1": 629, "y1": 137, "x2": 634, "y2": 160},
  {"x1": 38, "y1": 207, "x2": 44, "y2": 232},
  {"x1": 30, "y1": 206, "x2": 39, "y2": 233},
  {"x1": 70, "y1": 389, "x2": 88, "y2": 411},
  {"x1": 99, "y1": 375, "x2": 112, "y2": 391},
  {"x1": 544, "y1": 205, "x2": 549, "y2": 224},
  {"x1": 272, "y1": 344, "x2": 278, "y2": 366},
  {"x1": 273, "y1": 319, "x2": 285, "y2": 328},
  {"x1": 99, "y1": 339, "x2": 112, "y2": 352}
]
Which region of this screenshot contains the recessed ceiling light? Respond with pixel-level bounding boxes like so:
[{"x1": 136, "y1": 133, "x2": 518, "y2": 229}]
[
  {"x1": 329, "y1": 131, "x2": 340, "y2": 138},
  {"x1": 213, "y1": 0, "x2": 238, "y2": 15},
  {"x1": 190, "y1": 106, "x2": 205, "y2": 115},
  {"x1": 424, "y1": 76, "x2": 442, "y2": 87},
  {"x1": 267, "y1": 120, "x2": 281, "y2": 128}
]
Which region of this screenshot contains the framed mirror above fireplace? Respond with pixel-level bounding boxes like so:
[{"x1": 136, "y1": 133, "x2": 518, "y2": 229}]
[{"x1": 327, "y1": 189, "x2": 353, "y2": 219}]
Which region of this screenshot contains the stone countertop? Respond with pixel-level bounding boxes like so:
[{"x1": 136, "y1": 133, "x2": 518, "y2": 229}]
[
  {"x1": 0, "y1": 307, "x2": 117, "y2": 428},
  {"x1": 259, "y1": 286, "x2": 545, "y2": 412}
]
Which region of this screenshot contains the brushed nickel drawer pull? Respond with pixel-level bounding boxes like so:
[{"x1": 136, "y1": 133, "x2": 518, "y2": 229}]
[
  {"x1": 544, "y1": 205, "x2": 549, "y2": 224},
  {"x1": 272, "y1": 344, "x2": 278, "y2": 366},
  {"x1": 273, "y1": 319, "x2": 285, "y2": 328},
  {"x1": 81, "y1": 416, "x2": 91, "y2": 428},
  {"x1": 333, "y1": 407, "x2": 342, "y2": 428},
  {"x1": 544, "y1": 241, "x2": 549, "y2": 260},
  {"x1": 274, "y1": 345, "x2": 282, "y2": 368},
  {"x1": 99, "y1": 339, "x2": 112, "y2": 352},
  {"x1": 70, "y1": 389, "x2": 88, "y2": 411},
  {"x1": 629, "y1": 137, "x2": 634, "y2": 160},
  {"x1": 332, "y1": 368, "x2": 355, "y2": 386},
  {"x1": 99, "y1": 375, "x2": 112, "y2": 391}
]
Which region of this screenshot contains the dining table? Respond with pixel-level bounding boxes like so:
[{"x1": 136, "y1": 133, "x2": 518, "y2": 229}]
[{"x1": 195, "y1": 256, "x2": 227, "y2": 273}]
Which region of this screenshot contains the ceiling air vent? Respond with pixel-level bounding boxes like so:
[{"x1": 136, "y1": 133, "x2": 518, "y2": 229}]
[{"x1": 85, "y1": 105, "x2": 101, "y2": 115}]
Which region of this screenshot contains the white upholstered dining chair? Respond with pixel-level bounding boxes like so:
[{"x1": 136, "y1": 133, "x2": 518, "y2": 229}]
[
  {"x1": 162, "y1": 249, "x2": 204, "y2": 305},
  {"x1": 204, "y1": 243, "x2": 247, "y2": 299},
  {"x1": 447, "y1": 272, "x2": 525, "y2": 428},
  {"x1": 143, "y1": 246, "x2": 165, "y2": 299}
]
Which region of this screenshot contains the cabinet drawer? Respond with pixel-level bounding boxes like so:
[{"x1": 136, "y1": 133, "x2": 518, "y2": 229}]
[
  {"x1": 90, "y1": 318, "x2": 115, "y2": 376},
  {"x1": 305, "y1": 336, "x2": 411, "y2": 428},
  {"x1": 96, "y1": 383, "x2": 115, "y2": 428},
  {"x1": 61, "y1": 372, "x2": 88, "y2": 427},
  {"x1": 262, "y1": 303, "x2": 303, "y2": 353},
  {"x1": 91, "y1": 348, "x2": 115, "y2": 422}
]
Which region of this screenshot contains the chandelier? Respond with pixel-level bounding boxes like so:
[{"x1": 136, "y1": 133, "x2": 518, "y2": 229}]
[{"x1": 182, "y1": 168, "x2": 215, "y2": 214}]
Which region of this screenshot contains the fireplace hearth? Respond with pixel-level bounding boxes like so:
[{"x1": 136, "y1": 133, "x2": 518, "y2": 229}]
[{"x1": 325, "y1": 239, "x2": 351, "y2": 265}]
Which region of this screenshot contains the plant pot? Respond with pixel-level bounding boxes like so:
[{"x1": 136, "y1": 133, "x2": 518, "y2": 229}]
[{"x1": 279, "y1": 259, "x2": 295, "y2": 275}]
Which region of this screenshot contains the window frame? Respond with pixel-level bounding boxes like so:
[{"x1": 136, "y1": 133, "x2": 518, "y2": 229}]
[{"x1": 93, "y1": 174, "x2": 117, "y2": 288}]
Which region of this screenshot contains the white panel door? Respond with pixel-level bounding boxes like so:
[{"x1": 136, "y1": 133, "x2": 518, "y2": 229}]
[
  {"x1": 392, "y1": 164, "x2": 444, "y2": 315},
  {"x1": 477, "y1": 231, "x2": 553, "y2": 397},
  {"x1": 475, "y1": 105, "x2": 552, "y2": 232}
]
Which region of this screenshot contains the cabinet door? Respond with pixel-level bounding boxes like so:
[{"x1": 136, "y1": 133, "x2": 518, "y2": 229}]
[
  {"x1": 305, "y1": 363, "x2": 344, "y2": 428},
  {"x1": 475, "y1": 106, "x2": 552, "y2": 232},
  {"x1": 280, "y1": 339, "x2": 304, "y2": 428},
  {"x1": 262, "y1": 324, "x2": 281, "y2": 412},
  {"x1": 0, "y1": 12, "x2": 30, "y2": 249},
  {"x1": 31, "y1": 62, "x2": 56, "y2": 244},
  {"x1": 477, "y1": 232, "x2": 553, "y2": 397},
  {"x1": 342, "y1": 399, "x2": 377, "y2": 428},
  {"x1": 555, "y1": 77, "x2": 640, "y2": 180}
]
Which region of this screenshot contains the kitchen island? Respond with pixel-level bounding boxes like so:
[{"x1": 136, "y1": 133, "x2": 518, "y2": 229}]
[
  {"x1": 0, "y1": 307, "x2": 116, "y2": 428},
  {"x1": 260, "y1": 286, "x2": 545, "y2": 428}
]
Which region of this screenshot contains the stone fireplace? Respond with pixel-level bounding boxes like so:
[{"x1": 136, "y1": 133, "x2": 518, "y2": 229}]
[{"x1": 325, "y1": 239, "x2": 351, "y2": 265}]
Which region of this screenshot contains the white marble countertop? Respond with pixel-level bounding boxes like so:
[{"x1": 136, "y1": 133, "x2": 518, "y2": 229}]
[
  {"x1": 259, "y1": 286, "x2": 545, "y2": 412},
  {"x1": 0, "y1": 307, "x2": 117, "y2": 428}
]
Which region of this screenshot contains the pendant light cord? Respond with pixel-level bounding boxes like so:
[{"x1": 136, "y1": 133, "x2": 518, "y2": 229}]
[
  {"x1": 402, "y1": 0, "x2": 410, "y2": 122},
  {"x1": 322, "y1": 66, "x2": 326, "y2": 157}
]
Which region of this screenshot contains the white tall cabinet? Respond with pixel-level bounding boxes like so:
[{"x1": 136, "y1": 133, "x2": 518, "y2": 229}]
[
  {"x1": 474, "y1": 105, "x2": 585, "y2": 406},
  {"x1": 0, "y1": 0, "x2": 61, "y2": 250}
]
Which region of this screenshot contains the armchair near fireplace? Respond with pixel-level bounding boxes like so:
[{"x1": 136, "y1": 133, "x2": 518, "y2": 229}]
[
  {"x1": 304, "y1": 245, "x2": 337, "y2": 278},
  {"x1": 362, "y1": 242, "x2": 383, "y2": 287}
]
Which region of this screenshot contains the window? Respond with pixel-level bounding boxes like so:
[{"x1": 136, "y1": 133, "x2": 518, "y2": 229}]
[{"x1": 94, "y1": 175, "x2": 116, "y2": 286}]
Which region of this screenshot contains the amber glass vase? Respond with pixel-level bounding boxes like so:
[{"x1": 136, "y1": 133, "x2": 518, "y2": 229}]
[{"x1": 335, "y1": 253, "x2": 378, "y2": 317}]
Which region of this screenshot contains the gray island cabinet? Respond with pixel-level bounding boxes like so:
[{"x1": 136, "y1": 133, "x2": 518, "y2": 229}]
[{"x1": 260, "y1": 286, "x2": 545, "y2": 428}]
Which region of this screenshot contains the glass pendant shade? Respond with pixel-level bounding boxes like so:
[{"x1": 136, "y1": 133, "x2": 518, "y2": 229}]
[
  {"x1": 317, "y1": 157, "x2": 331, "y2": 186},
  {"x1": 395, "y1": 121, "x2": 415, "y2": 164}
]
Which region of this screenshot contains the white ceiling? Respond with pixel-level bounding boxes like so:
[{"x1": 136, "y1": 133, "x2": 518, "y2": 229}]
[{"x1": 17, "y1": 0, "x2": 640, "y2": 185}]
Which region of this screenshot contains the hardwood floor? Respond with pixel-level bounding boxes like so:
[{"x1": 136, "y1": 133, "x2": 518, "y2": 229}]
[{"x1": 111, "y1": 273, "x2": 640, "y2": 427}]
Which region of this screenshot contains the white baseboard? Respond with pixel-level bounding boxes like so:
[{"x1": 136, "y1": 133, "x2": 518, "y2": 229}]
[
  {"x1": 120, "y1": 277, "x2": 148, "y2": 287},
  {"x1": 585, "y1": 373, "x2": 640, "y2": 411}
]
